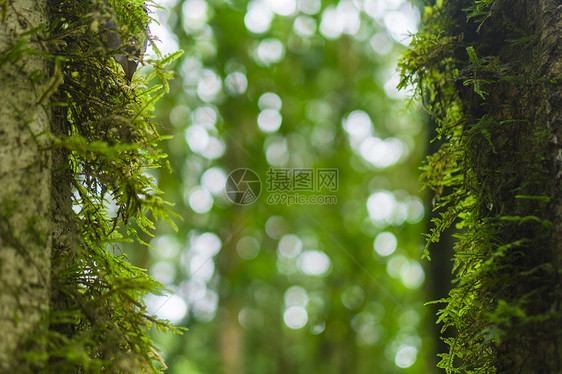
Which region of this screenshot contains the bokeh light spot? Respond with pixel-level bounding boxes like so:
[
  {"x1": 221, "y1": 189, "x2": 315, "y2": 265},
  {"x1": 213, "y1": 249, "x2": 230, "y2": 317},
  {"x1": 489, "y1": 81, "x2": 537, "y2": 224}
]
[
  {"x1": 266, "y1": 0, "x2": 296, "y2": 16},
  {"x1": 193, "y1": 232, "x2": 222, "y2": 257},
  {"x1": 197, "y1": 69, "x2": 222, "y2": 102},
  {"x1": 370, "y1": 32, "x2": 393, "y2": 55},
  {"x1": 298, "y1": 0, "x2": 321, "y2": 15},
  {"x1": 283, "y1": 306, "x2": 308, "y2": 329},
  {"x1": 265, "y1": 216, "x2": 288, "y2": 239},
  {"x1": 394, "y1": 345, "x2": 417, "y2": 368},
  {"x1": 367, "y1": 190, "x2": 396, "y2": 224},
  {"x1": 293, "y1": 15, "x2": 316, "y2": 37},
  {"x1": 186, "y1": 187, "x2": 213, "y2": 213},
  {"x1": 237, "y1": 236, "x2": 261, "y2": 260},
  {"x1": 192, "y1": 105, "x2": 218, "y2": 127},
  {"x1": 341, "y1": 285, "x2": 365, "y2": 310},
  {"x1": 298, "y1": 250, "x2": 331, "y2": 276},
  {"x1": 149, "y1": 261, "x2": 176, "y2": 285},
  {"x1": 255, "y1": 38, "x2": 285, "y2": 66},
  {"x1": 245, "y1": 1, "x2": 274, "y2": 34},
  {"x1": 401, "y1": 261, "x2": 425, "y2": 289},
  {"x1": 258, "y1": 92, "x2": 282, "y2": 110},
  {"x1": 258, "y1": 109, "x2": 282, "y2": 132},
  {"x1": 185, "y1": 124, "x2": 209, "y2": 153},
  {"x1": 187, "y1": 253, "x2": 215, "y2": 282},
  {"x1": 265, "y1": 137, "x2": 289, "y2": 166},
  {"x1": 343, "y1": 110, "x2": 373, "y2": 139},
  {"x1": 374, "y1": 231, "x2": 397, "y2": 257},
  {"x1": 182, "y1": 0, "x2": 209, "y2": 32},
  {"x1": 201, "y1": 167, "x2": 227, "y2": 195},
  {"x1": 284, "y1": 286, "x2": 308, "y2": 307},
  {"x1": 145, "y1": 293, "x2": 187, "y2": 324},
  {"x1": 225, "y1": 71, "x2": 248, "y2": 95},
  {"x1": 278, "y1": 234, "x2": 303, "y2": 258}
]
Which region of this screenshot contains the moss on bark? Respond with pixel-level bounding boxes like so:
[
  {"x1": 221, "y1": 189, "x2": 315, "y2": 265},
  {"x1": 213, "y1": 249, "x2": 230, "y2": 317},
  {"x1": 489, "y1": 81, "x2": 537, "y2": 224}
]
[{"x1": 400, "y1": 0, "x2": 562, "y2": 372}]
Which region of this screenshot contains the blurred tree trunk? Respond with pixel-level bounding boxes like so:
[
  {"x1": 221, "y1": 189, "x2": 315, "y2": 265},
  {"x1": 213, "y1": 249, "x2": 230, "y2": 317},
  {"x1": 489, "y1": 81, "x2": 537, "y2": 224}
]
[
  {"x1": 220, "y1": 303, "x2": 243, "y2": 374},
  {"x1": 218, "y1": 206, "x2": 246, "y2": 374},
  {"x1": 0, "y1": 0, "x2": 52, "y2": 371}
]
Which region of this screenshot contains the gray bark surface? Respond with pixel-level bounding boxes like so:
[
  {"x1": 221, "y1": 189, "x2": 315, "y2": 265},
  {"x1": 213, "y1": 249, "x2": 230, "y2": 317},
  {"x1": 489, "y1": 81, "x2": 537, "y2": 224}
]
[{"x1": 0, "y1": 0, "x2": 52, "y2": 371}]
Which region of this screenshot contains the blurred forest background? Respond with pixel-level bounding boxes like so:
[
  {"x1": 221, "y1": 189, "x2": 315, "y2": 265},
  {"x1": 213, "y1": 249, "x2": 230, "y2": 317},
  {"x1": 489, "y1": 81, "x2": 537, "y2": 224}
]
[{"x1": 123, "y1": 0, "x2": 443, "y2": 372}]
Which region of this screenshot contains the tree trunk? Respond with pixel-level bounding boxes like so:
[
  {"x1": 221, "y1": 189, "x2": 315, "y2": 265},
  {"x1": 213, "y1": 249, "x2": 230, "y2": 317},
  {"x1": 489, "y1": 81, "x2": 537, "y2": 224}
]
[
  {"x1": 456, "y1": 1, "x2": 562, "y2": 370},
  {"x1": 497, "y1": 0, "x2": 562, "y2": 370},
  {"x1": 218, "y1": 208, "x2": 245, "y2": 374},
  {"x1": 451, "y1": 0, "x2": 561, "y2": 371},
  {"x1": 403, "y1": 0, "x2": 562, "y2": 371},
  {"x1": 0, "y1": 0, "x2": 52, "y2": 371}
]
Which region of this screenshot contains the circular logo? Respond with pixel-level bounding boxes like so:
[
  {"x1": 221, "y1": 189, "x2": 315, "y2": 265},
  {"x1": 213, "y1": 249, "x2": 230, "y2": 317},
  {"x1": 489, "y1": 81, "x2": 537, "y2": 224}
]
[{"x1": 225, "y1": 168, "x2": 261, "y2": 205}]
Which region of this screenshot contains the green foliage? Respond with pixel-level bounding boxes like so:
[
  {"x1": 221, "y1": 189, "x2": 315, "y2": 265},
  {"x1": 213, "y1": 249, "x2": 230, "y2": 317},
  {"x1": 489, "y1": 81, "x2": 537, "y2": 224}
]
[
  {"x1": 0, "y1": 0, "x2": 183, "y2": 371},
  {"x1": 400, "y1": 0, "x2": 560, "y2": 372},
  {"x1": 463, "y1": 0, "x2": 495, "y2": 31}
]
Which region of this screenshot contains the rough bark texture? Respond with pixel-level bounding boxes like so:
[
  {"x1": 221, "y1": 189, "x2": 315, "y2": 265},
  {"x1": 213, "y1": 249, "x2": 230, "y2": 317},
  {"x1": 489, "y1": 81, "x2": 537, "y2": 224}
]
[
  {"x1": 530, "y1": 0, "x2": 562, "y2": 370},
  {"x1": 0, "y1": 0, "x2": 52, "y2": 371},
  {"x1": 457, "y1": 0, "x2": 562, "y2": 371},
  {"x1": 542, "y1": 0, "x2": 562, "y2": 370}
]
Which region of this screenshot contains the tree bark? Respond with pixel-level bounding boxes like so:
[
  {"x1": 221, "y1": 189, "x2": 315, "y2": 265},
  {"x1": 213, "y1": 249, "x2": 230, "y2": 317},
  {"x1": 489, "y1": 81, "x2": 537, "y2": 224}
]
[
  {"x1": 454, "y1": 0, "x2": 561, "y2": 371},
  {"x1": 0, "y1": 0, "x2": 52, "y2": 371},
  {"x1": 404, "y1": 0, "x2": 562, "y2": 371},
  {"x1": 516, "y1": 0, "x2": 562, "y2": 370}
]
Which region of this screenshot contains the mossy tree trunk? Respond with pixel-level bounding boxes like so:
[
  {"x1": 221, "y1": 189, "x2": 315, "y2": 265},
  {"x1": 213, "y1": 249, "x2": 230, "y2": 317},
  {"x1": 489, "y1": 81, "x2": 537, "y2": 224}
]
[
  {"x1": 457, "y1": 1, "x2": 561, "y2": 371},
  {"x1": 496, "y1": 0, "x2": 562, "y2": 370},
  {"x1": 2, "y1": 0, "x2": 180, "y2": 371},
  {"x1": 402, "y1": 0, "x2": 561, "y2": 372},
  {"x1": 0, "y1": 0, "x2": 53, "y2": 371}
]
